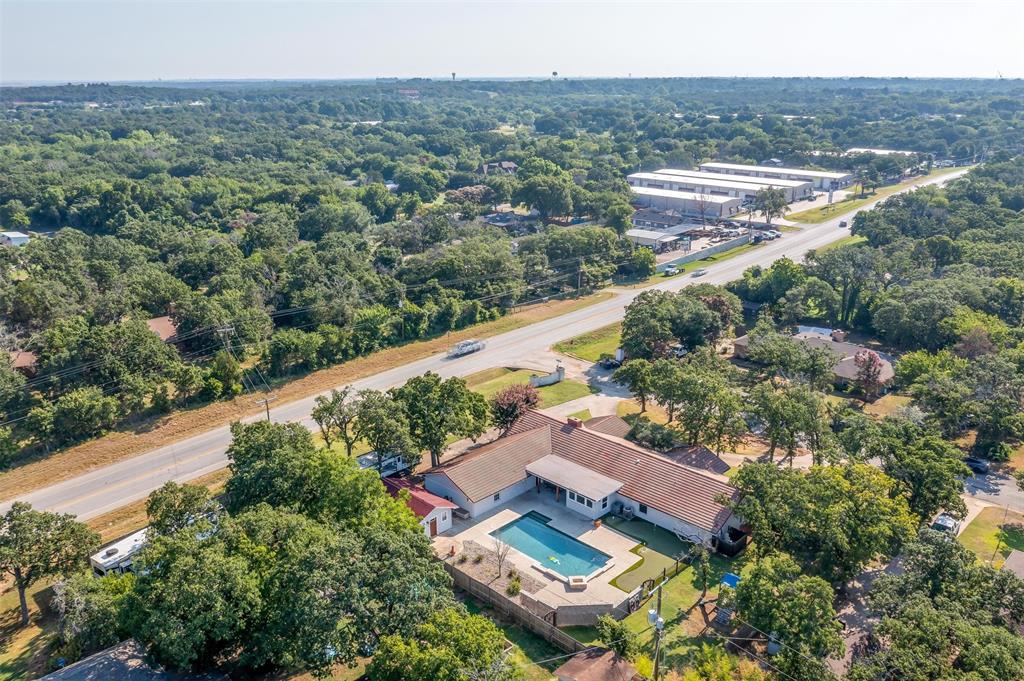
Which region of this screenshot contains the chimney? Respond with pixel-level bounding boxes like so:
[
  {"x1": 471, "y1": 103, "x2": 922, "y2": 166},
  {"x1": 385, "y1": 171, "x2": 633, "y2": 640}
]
[
  {"x1": 830, "y1": 329, "x2": 847, "y2": 342},
  {"x1": 567, "y1": 417, "x2": 584, "y2": 429}
]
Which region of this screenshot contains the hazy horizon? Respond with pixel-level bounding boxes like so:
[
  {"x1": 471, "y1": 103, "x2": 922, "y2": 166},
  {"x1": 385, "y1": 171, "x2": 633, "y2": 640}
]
[{"x1": 2, "y1": 1, "x2": 1022, "y2": 84}]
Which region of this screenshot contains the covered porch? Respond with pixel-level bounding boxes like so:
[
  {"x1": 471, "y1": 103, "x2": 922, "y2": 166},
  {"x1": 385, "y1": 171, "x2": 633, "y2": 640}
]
[{"x1": 526, "y1": 454, "x2": 623, "y2": 520}]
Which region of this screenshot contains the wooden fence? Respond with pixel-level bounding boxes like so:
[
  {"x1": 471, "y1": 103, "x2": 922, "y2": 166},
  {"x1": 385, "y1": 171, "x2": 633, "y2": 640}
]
[{"x1": 445, "y1": 562, "x2": 589, "y2": 654}]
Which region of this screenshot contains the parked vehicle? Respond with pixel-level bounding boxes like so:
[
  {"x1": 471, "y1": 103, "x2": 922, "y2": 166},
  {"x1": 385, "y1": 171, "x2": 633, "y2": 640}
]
[
  {"x1": 669, "y1": 344, "x2": 689, "y2": 358},
  {"x1": 664, "y1": 264, "x2": 679, "y2": 276},
  {"x1": 963, "y1": 457, "x2": 990, "y2": 475},
  {"x1": 767, "y1": 230, "x2": 782, "y2": 238},
  {"x1": 599, "y1": 355, "x2": 621, "y2": 370},
  {"x1": 448, "y1": 338, "x2": 486, "y2": 357},
  {"x1": 692, "y1": 268, "x2": 709, "y2": 277},
  {"x1": 839, "y1": 220, "x2": 848, "y2": 228},
  {"x1": 931, "y1": 513, "x2": 960, "y2": 535}
]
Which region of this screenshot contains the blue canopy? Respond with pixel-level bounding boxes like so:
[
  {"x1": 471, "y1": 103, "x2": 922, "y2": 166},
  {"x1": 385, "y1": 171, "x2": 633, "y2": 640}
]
[{"x1": 720, "y1": 572, "x2": 741, "y2": 589}]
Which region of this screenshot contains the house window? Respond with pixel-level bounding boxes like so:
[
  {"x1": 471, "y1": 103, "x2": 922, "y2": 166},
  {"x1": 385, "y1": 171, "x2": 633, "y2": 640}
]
[
  {"x1": 567, "y1": 491, "x2": 576, "y2": 502},
  {"x1": 442, "y1": 513, "x2": 447, "y2": 521},
  {"x1": 585, "y1": 498, "x2": 593, "y2": 508},
  {"x1": 493, "y1": 493, "x2": 500, "y2": 502},
  {"x1": 602, "y1": 497, "x2": 608, "y2": 509},
  {"x1": 638, "y1": 503, "x2": 648, "y2": 514}
]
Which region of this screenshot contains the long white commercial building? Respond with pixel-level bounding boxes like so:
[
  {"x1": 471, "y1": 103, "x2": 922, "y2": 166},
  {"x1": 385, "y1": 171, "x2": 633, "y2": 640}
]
[
  {"x1": 699, "y1": 162, "x2": 854, "y2": 190},
  {"x1": 629, "y1": 186, "x2": 744, "y2": 219},
  {"x1": 627, "y1": 171, "x2": 809, "y2": 203},
  {"x1": 652, "y1": 168, "x2": 814, "y2": 200}
]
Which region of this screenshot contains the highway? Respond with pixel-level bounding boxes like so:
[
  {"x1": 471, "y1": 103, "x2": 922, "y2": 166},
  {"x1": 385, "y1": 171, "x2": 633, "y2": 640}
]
[{"x1": 1, "y1": 169, "x2": 972, "y2": 520}]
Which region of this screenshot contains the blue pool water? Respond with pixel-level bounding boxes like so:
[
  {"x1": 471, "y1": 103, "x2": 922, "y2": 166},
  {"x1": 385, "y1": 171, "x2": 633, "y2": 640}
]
[{"x1": 490, "y1": 511, "x2": 610, "y2": 577}]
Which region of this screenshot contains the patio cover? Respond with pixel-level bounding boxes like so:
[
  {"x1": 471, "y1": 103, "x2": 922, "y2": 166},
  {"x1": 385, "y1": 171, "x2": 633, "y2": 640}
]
[{"x1": 526, "y1": 454, "x2": 623, "y2": 500}]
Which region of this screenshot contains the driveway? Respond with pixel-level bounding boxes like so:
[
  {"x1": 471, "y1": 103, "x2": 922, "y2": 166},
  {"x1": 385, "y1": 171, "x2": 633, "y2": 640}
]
[{"x1": 964, "y1": 470, "x2": 1024, "y2": 514}]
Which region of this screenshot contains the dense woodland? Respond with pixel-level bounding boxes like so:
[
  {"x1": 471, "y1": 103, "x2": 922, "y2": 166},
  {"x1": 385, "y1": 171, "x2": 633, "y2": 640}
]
[
  {"x1": 0, "y1": 79, "x2": 1024, "y2": 680},
  {"x1": 1, "y1": 78, "x2": 1022, "y2": 461}
]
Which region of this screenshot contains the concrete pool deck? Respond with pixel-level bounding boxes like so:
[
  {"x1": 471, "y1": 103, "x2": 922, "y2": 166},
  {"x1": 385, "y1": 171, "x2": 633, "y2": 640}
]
[{"x1": 433, "y1": 492, "x2": 643, "y2": 612}]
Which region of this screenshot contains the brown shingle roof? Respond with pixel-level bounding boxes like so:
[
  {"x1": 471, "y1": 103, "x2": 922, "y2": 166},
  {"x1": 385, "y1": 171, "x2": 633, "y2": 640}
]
[
  {"x1": 554, "y1": 648, "x2": 639, "y2": 681},
  {"x1": 583, "y1": 415, "x2": 632, "y2": 440},
  {"x1": 430, "y1": 427, "x2": 552, "y2": 502},
  {"x1": 145, "y1": 316, "x2": 178, "y2": 342},
  {"x1": 431, "y1": 412, "x2": 738, "y2": 533}
]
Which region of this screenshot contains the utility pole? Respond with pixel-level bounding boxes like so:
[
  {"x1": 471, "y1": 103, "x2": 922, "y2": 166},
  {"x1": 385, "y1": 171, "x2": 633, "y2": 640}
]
[
  {"x1": 254, "y1": 394, "x2": 277, "y2": 422},
  {"x1": 649, "y1": 567, "x2": 667, "y2": 681},
  {"x1": 576, "y1": 256, "x2": 583, "y2": 296}
]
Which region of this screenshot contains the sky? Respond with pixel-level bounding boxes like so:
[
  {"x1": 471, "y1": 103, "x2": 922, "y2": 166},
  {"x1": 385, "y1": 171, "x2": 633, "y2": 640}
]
[{"x1": 2, "y1": 0, "x2": 1023, "y2": 84}]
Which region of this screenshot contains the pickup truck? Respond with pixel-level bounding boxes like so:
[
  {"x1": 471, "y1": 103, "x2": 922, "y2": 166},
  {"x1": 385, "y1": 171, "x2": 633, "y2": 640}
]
[{"x1": 448, "y1": 339, "x2": 486, "y2": 358}]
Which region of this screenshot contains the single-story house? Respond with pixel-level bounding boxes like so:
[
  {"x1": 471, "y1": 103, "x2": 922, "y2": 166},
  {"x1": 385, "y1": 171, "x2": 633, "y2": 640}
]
[
  {"x1": 423, "y1": 411, "x2": 742, "y2": 548},
  {"x1": 733, "y1": 327, "x2": 895, "y2": 389},
  {"x1": 1, "y1": 231, "x2": 29, "y2": 247},
  {"x1": 40, "y1": 639, "x2": 225, "y2": 680},
  {"x1": 7, "y1": 350, "x2": 37, "y2": 377},
  {"x1": 145, "y1": 316, "x2": 178, "y2": 342},
  {"x1": 479, "y1": 161, "x2": 519, "y2": 176},
  {"x1": 554, "y1": 648, "x2": 641, "y2": 681},
  {"x1": 383, "y1": 477, "x2": 457, "y2": 538}
]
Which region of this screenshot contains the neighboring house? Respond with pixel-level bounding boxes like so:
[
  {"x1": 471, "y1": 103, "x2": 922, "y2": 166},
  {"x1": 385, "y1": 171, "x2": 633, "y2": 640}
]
[
  {"x1": 383, "y1": 477, "x2": 457, "y2": 538},
  {"x1": 733, "y1": 327, "x2": 895, "y2": 390},
  {"x1": 479, "y1": 161, "x2": 519, "y2": 176},
  {"x1": 0, "y1": 231, "x2": 29, "y2": 247},
  {"x1": 145, "y1": 316, "x2": 178, "y2": 342},
  {"x1": 1003, "y1": 550, "x2": 1024, "y2": 580},
  {"x1": 7, "y1": 350, "x2": 37, "y2": 377},
  {"x1": 583, "y1": 415, "x2": 632, "y2": 440},
  {"x1": 423, "y1": 411, "x2": 743, "y2": 549},
  {"x1": 554, "y1": 648, "x2": 640, "y2": 681},
  {"x1": 40, "y1": 639, "x2": 226, "y2": 680}
]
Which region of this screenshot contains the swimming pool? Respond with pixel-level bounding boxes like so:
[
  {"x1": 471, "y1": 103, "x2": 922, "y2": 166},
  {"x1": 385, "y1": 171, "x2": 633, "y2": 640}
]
[{"x1": 490, "y1": 511, "x2": 611, "y2": 578}]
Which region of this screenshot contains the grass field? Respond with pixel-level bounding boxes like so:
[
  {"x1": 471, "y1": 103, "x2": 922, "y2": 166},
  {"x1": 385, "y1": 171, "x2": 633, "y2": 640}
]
[
  {"x1": 567, "y1": 409, "x2": 592, "y2": 421},
  {"x1": 622, "y1": 241, "x2": 765, "y2": 289},
  {"x1": 959, "y1": 506, "x2": 1024, "y2": 568},
  {"x1": 863, "y1": 394, "x2": 913, "y2": 419},
  {"x1": 553, "y1": 323, "x2": 621, "y2": 362},
  {"x1": 465, "y1": 368, "x2": 595, "y2": 408},
  {"x1": 566, "y1": 548, "x2": 748, "y2": 674},
  {"x1": 616, "y1": 400, "x2": 670, "y2": 425},
  {"x1": 787, "y1": 167, "x2": 964, "y2": 224},
  {"x1": 605, "y1": 517, "x2": 690, "y2": 592}
]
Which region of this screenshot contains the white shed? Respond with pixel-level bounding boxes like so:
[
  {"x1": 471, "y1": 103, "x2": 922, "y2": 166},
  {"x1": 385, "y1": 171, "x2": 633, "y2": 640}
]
[{"x1": 1, "y1": 231, "x2": 29, "y2": 247}]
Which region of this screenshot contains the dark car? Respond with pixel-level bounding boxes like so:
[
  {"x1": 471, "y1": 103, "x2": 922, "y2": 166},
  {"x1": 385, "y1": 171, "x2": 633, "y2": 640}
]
[
  {"x1": 838, "y1": 220, "x2": 848, "y2": 228},
  {"x1": 964, "y1": 457, "x2": 990, "y2": 475}
]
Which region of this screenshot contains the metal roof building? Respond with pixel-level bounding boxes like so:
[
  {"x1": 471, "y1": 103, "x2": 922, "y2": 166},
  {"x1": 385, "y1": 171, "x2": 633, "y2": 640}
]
[
  {"x1": 628, "y1": 186, "x2": 744, "y2": 219},
  {"x1": 628, "y1": 171, "x2": 809, "y2": 202},
  {"x1": 699, "y1": 161, "x2": 854, "y2": 190},
  {"x1": 653, "y1": 167, "x2": 814, "y2": 196}
]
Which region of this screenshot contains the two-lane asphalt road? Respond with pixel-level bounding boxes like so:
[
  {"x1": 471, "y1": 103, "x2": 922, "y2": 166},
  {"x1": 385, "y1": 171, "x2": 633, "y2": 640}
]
[{"x1": 2, "y1": 169, "x2": 972, "y2": 520}]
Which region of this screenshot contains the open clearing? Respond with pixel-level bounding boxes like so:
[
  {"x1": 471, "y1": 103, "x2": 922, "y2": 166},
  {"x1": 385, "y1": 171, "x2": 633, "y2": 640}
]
[
  {"x1": 0, "y1": 293, "x2": 613, "y2": 501},
  {"x1": 959, "y1": 506, "x2": 1024, "y2": 568},
  {"x1": 553, "y1": 323, "x2": 621, "y2": 362},
  {"x1": 465, "y1": 368, "x2": 595, "y2": 408}
]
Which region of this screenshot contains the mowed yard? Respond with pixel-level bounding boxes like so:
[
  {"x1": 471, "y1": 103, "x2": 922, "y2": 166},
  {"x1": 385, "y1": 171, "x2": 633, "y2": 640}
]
[
  {"x1": 959, "y1": 506, "x2": 1024, "y2": 569},
  {"x1": 553, "y1": 323, "x2": 621, "y2": 363},
  {"x1": 464, "y1": 368, "x2": 595, "y2": 408}
]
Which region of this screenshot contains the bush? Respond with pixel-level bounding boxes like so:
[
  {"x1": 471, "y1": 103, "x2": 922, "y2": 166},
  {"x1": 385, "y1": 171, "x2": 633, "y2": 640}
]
[
  {"x1": 628, "y1": 417, "x2": 678, "y2": 451},
  {"x1": 456, "y1": 553, "x2": 468, "y2": 564},
  {"x1": 473, "y1": 554, "x2": 484, "y2": 564},
  {"x1": 505, "y1": 576, "x2": 522, "y2": 596}
]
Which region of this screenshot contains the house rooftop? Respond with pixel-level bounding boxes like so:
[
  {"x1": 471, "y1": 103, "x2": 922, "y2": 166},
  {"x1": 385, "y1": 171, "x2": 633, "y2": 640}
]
[
  {"x1": 553, "y1": 648, "x2": 639, "y2": 681},
  {"x1": 653, "y1": 168, "x2": 812, "y2": 189},
  {"x1": 145, "y1": 316, "x2": 178, "y2": 342},
  {"x1": 629, "y1": 171, "x2": 782, "y2": 193},
  {"x1": 383, "y1": 477, "x2": 457, "y2": 518},
  {"x1": 428, "y1": 411, "x2": 738, "y2": 534},
  {"x1": 526, "y1": 454, "x2": 623, "y2": 500},
  {"x1": 583, "y1": 415, "x2": 632, "y2": 440},
  {"x1": 40, "y1": 640, "x2": 225, "y2": 680}
]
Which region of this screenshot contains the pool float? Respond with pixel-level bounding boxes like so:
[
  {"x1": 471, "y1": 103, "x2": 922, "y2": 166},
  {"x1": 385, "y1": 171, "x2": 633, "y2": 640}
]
[{"x1": 549, "y1": 556, "x2": 560, "y2": 564}]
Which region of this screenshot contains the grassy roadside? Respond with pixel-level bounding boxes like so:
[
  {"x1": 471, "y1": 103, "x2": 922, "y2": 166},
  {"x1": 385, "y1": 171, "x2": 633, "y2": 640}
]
[
  {"x1": 464, "y1": 368, "x2": 595, "y2": 408},
  {"x1": 0, "y1": 293, "x2": 613, "y2": 501},
  {"x1": 552, "y1": 323, "x2": 621, "y2": 362},
  {"x1": 787, "y1": 166, "x2": 964, "y2": 224},
  {"x1": 626, "y1": 241, "x2": 764, "y2": 289},
  {"x1": 814, "y1": 234, "x2": 867, "y2": 253}
]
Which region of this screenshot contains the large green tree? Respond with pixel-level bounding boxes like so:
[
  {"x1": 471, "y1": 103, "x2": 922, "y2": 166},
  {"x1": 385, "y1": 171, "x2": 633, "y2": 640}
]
[{"x1": 390, "y1": 372, "x2": 488, "y2": 468}]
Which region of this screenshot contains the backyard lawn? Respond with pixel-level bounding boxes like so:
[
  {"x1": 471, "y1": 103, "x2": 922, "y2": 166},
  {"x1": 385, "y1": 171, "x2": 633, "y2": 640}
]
[
  {"x1": 465, "y1": 368, "x2": 595, "y2": 408},
  {"x1": 863, "y1": 394, "x2": 913, "y2": 419},
  {"x1": 553, "y1": 323, "x2": 621, "y2": 363},
  {"x1": 566, "y1": 544, "x2": 748, "y2": 674},
  {"x1": 604, "y1": 516, "x2": 690, "y2": 592},
  {"x1": 959, "y1": 506, "x2": 1024, "y2": 568},
  {"x1": 463, "y1": 597, "x2": 558, "y2": 681}
]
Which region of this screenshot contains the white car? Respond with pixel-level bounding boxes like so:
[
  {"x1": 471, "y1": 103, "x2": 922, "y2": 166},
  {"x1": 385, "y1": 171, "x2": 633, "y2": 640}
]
[
  {"x1": 448, "y1": 339, "x2": 486, "y2": 357},
  {"x1": 692, "y1": 268, "x2": 709, "y2": 277},
  {"x1": 767, "y1": 230, "x2": 782, "y2": 238},
  {"x1": 664, "y1": 265, "x2": 679, "y2": 276}
]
